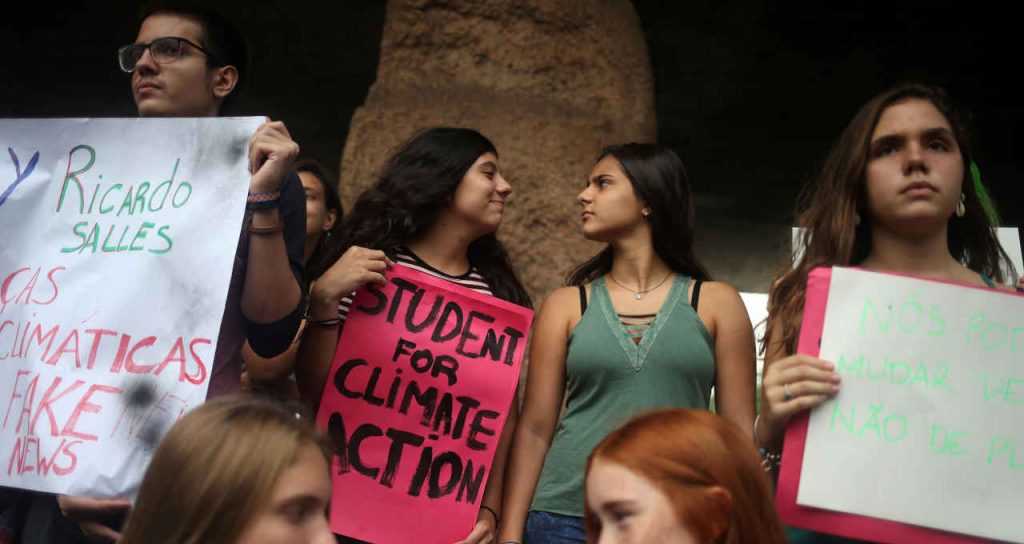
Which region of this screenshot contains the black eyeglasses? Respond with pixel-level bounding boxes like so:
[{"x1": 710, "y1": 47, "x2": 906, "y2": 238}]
[{"x1": 117, "y1": 36, "x2": 220, "y2": 73}]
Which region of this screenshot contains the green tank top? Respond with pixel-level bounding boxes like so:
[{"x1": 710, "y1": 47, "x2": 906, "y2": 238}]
[{"x1": 530, "y1": 275, "x2": 715, "y2": 516}]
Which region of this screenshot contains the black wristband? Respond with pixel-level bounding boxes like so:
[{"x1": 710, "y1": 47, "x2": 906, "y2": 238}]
[{"x1": 246, "y1": 198, "x2": 281, "y2": 210}]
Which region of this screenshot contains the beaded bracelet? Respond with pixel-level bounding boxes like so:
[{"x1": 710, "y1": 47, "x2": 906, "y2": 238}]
[
  {"x1": 754, "y1": 414, "x2": 782, "y2": 472},
  {"x1": 760, "y1": 448, "x2": 782, "y2": 473},
  {"x1": 246, "y1": 190, "x2": 281, "y2": 210}
]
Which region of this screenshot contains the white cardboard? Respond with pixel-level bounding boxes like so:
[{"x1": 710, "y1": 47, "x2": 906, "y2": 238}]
[
  {"x1": 0, "y1": 117, "x2": 261, "y2": 496},
  {"x1": 797, "y1": 267, "x2": 1024, "y2": 543}
]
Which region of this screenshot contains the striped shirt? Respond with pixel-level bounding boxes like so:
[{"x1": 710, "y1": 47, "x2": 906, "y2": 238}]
[{"x1": 336, "y1": 247, "x2": 493, "y2": 326}]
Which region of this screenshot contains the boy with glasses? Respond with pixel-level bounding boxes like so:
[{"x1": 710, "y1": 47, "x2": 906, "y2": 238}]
[{"x1": 17, "y1": 4, "x2": 308, "y2": 542}]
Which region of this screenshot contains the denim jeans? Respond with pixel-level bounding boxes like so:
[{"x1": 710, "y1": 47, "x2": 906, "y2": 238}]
[{"x1": 524, "y1": 510, "x2": 586, "y2": 544}]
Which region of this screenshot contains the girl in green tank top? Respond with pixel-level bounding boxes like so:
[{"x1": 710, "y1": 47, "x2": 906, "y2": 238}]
[
  {"x1": 498, "y1": 144, "x2": 757, "y2": 544},
  {"x1": 762, "y1": 84, "x2": 1019, "y2": 543}
]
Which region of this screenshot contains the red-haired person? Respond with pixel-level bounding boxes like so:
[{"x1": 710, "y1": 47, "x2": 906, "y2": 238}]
[{"x1": 584, "y1": 408, "x2": 786, "y2": 544}]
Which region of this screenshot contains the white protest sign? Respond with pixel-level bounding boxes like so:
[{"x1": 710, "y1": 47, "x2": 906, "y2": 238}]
[
  {"x1": 797, "y1": 267, "x2": 1024, "y2": 543},
  {"x1": 739, "y1": 292, "x2": 768, "y2": 379},
  {"x1": 0, "y1": 117, "x2": 261, "y2": 496}
]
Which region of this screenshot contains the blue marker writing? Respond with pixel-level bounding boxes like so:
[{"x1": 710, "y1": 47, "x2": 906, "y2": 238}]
[{"x1": 0, "y1": 147, "x2": 41, "y2": 208}]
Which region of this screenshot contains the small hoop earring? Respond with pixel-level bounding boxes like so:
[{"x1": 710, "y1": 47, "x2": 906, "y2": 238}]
[
  {"x1": 956, "y1": 193, "x2": 966, "y2": 218},
  {"x1": 854, "y1": 212, "x2": 861, "y2": 226}
]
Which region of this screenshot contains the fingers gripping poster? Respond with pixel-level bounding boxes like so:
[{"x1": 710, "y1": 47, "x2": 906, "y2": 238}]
[
  {"x1": 0, "y1": 118, "x2": 261, "y2": 496},
  {"x1": 317, "y1": 264, "x2": 533, "y2": 544}
]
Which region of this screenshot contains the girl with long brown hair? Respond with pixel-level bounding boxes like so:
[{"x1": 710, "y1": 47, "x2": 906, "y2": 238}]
[{"x1": 757, "y1": 83, "x2": 1017, "y2": 542}]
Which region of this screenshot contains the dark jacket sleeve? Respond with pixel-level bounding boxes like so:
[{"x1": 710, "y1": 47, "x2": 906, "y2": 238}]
[{"x1": 244, "y1": 169, "x2": 306, "y2": 357}]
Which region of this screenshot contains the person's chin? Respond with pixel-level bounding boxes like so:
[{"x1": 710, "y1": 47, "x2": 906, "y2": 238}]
[
  {"x1": 581, "y1": 224, "x2": 605, "y2": 242},
  {"x1": 136, "y1": 98, "x2": 173, "y2": 118},
  {"x1": 882, "y1": 211, "x2": 948, "y2": 235}
]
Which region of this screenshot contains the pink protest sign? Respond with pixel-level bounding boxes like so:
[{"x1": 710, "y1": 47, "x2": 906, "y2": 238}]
[
  {"x1": 316, "y1": 264, "x2": 533, "y2": 543},
  {"x1": 778, "y1": 267, "x2": 1021, "y2": 543}
]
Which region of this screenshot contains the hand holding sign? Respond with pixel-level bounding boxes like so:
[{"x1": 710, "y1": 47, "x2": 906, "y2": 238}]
[
  {"x1": 760, "y1": 354, "x2": 840, "y2": 445},
  {"x1": 453, "y1": 516, "x2": 497, "y2": 544},
  {"x1": 247, "y1": 120, "x2": 299, "y2": 194},
  {"x1": 57, "y1": 494, "x2": 131, "y2": 541},
  {"x1": 308, "y1": 246, "x2": 394, "y2": 316}
]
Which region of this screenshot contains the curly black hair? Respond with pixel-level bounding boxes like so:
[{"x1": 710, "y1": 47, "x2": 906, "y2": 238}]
[{"x1": 322, "y1": 127, "x2": 531, "y2": 308}]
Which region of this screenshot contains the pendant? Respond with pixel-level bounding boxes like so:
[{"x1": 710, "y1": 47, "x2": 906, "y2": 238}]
[{"x1": 635, "y1": 293, "x2": 643, "y2": 300}]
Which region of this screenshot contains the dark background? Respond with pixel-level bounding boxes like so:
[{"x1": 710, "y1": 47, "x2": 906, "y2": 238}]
[
  {"x1": 2, "y1": 0, "x2": 1020, "y2": 237},
  {"x1": 638, "y1": 1, "x2": 1022, "y2": 230}
]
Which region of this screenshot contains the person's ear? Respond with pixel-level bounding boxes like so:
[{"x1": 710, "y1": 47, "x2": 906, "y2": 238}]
[
  {"x1": 703, "y1": 486, "x2": 733, "y2": 540},
  {"x1": 211, "y1": 65, "x2": 238, "y2": 99},
  {"x1": 323, "y1": 209, "x2": 338, "y2": 231}
]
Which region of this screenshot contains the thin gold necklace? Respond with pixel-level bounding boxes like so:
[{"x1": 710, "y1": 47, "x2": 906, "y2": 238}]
[{"x1": 607, "y1": 271, "x2": 673, "y2": 300}]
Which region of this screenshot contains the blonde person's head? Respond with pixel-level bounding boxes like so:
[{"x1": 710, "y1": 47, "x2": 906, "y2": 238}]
[{"x1": 121, "y1": 395, "x2": 332, "y2": 544}]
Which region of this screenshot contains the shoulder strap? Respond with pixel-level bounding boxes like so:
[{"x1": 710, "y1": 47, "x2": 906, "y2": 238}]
[
  {"x1": 578, "y1": 283, "x2": 588, "y2": 315},
  {"x1": 690, "y1": 279, "x2": 703, "y2": 311}
]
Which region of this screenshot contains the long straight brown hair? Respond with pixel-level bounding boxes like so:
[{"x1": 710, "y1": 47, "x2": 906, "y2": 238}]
[
  {"x1": 766, "y1": 83, "x2": 1016, "y2": 357},
  {"x1": 584, "y1": 409, "x2": 787, "y2": 544},
  {"x1": 120, "y1": 396, "x2": 329, "y2": 544}
]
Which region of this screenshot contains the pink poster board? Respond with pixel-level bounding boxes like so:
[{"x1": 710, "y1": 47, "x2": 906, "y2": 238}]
[
  {"x1": 316, "y1": 264, "x2": 533, "y2": 543},
  {"x1": 777, "y1": 267, "x2": 1017, "y2": 543}
]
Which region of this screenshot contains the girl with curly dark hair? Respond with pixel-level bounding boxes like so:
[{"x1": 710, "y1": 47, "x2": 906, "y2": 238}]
[{"x1": 297, "y1": 127, "x2": 530, "y2": 544}]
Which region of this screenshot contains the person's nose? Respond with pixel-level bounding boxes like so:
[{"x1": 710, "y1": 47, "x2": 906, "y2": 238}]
[
  {"x1": 902, "y1": 142, "x2": 929, "y2": 176},
  {"x1": 134, "y1": 46, "x2": 159, "y2": 76},
  {"x1": 578, "y1": 184, "x2": 594, "y2": 206},
  {"x1": 496, "y1": 173, "x2": 512, "y2": 198}
]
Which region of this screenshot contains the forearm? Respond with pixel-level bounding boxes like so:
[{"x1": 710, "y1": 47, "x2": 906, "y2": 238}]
[
  {"x1": 720, "y1": 397, "x2": 756, "y2": 439},
  {"x1": 759, "y1": 346, "x2": 789, "y2": 450},
  {"x1": 716, "y1": 372, "x2": 756, "y2": 440},
  {"x1": 481, "y1": 400, "x2": 518, "y2": 512},
  {"x1": 294, "y1": 294, "x2": 341, "y2": 411},
  {"x1": 756, "y1": 391, "x2": 787, "y2": 451},
  {"x1": 498, "y1": 426, "x2": 554, "y2": 541},
  {"x1": 242, "y1": 324, "x2": 302, "y2": 381},
  {"x1": 707, "y1": 284, "x2": 758, "y2": 439},
  {"x1": 241, "y1": 208, "x2": 302, "y2": 323}
]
